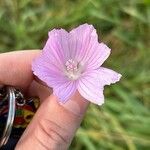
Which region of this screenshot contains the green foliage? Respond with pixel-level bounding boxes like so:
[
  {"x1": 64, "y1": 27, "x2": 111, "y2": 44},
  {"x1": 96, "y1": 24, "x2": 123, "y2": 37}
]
[{"x1": 0, "y1": 0, "x2": 150, "y2": 149}]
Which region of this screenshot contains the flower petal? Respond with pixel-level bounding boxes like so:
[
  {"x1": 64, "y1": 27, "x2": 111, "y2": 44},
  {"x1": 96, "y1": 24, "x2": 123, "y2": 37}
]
[
  {"x1": 44, "y1": 29, "x2": 70, "y2": 66},
  {"x1": 69, "y1": 24, "x2": 111, "y2": 70},
  {"x1": 98, "y1": 67, "x2": 122, "y2": 86},
  {"x1": 32, "y1": 54, "x2": 68, "y2": 88},
  {"x1": 85, "y1": 43, "x2": 111, "y2": 69},
  {"x1": 69, "y1": 24, "x2": 98, "y2": 61},
  {"x1": 53, "y1": 81, "x2": 77, "y2": 103},
  {"x1": 78, "y1": 71, "x2": 104, "y2": 105}
]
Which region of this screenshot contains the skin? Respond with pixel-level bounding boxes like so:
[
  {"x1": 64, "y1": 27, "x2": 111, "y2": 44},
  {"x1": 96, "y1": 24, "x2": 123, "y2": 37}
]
[{"x1": 0, "y1": 50, "x2": 89, "y2": 150}]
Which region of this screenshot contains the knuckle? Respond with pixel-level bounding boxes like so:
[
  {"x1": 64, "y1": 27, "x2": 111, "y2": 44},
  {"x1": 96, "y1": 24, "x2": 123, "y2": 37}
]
[{"x1": 34, "y1": 119, "x2": 70, "y2": 150}]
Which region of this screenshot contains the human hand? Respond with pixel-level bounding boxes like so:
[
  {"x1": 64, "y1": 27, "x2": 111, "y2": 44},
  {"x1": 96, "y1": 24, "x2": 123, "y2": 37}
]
[{"x1": 0, "y1": 50, "x2": 89, "y2": 150}]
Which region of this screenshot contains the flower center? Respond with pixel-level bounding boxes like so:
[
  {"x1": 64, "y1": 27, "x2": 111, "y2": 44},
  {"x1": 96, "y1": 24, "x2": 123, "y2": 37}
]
[{"x1": 65, "y1": 59, "x2": 82, "y2": 80}]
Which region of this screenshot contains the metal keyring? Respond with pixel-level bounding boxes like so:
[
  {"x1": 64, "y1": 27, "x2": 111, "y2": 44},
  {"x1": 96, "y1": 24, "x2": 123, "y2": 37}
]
[{"x1": 0, "y1": 86, "x2": 16, "y2": 147}]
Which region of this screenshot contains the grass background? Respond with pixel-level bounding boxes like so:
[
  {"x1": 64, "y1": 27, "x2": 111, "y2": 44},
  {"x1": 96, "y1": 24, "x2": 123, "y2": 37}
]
[{"x1": 0, "y1": 0, "x2": 150, "y2": 149}]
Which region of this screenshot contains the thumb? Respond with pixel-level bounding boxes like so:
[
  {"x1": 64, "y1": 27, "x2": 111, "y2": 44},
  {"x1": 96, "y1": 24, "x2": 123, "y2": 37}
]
[{"x1": 15, "y1": 92, "x2": 89, "y2": 150}]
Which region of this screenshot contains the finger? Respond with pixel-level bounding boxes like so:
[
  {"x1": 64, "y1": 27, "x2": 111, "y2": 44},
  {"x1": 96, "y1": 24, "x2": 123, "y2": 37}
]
[
  {"x1": 16, "y1": 93, "x2": 89, "y2": 150},
  {"x1": 28, "y1": 80, "x2": 52, "y2": 102},
  {"x1": 0, "y1": 50, "x2": 41, "y2": 90}
]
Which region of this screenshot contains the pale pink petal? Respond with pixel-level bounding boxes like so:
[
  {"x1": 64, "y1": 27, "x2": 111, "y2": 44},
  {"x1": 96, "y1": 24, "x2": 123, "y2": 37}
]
[
  {"x1": 32, "y1": 55, "x2": 68, "y2": 87},
  {"x1": 53, "y1": 81, "x2": 77, "y2": 103},
  {"x1": 69, "y1": 24, "x2": 98, "y2": 61},
  {"x1": 69, "y1": 24, "x2": 111, "y2": 70},
  {"x1": 85, "y1": 43, "x2": 111, "y2": 69},
  {"x1": 98, "y1": 67, "x2": 122, "y2": 86},
  {"x1": 77, "y1": 68, "x2": 121, "y2": 105},
  {"x1": 78, "y1": 71, "x2": 104, "y2": 105},
  {"x1": 43, "y1": 29, "x2": 70, "y2": 66}
]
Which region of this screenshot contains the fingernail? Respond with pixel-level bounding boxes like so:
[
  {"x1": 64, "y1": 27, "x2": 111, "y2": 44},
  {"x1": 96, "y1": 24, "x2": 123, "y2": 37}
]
[{"x1": 60, "y1": 91, "x2": 89, "y2": 116}]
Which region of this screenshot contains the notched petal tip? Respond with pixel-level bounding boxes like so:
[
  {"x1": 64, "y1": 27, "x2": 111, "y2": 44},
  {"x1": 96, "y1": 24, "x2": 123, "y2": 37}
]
[
  {"x1": 48, "y1": 28, "x2": 68, "y2": 38},
  {"x1": 79, "y1": 23, "x2": 95, "y2": 29},
  {"x1": 70, "y1": 23, "x2": 98, "y2": 38},
  {"x1": 115, "y1": 73, "x2": 122, "y2": 83},
  {"x1": 98, "y1": 67, "x2": 122, "y2": 86},
  {"x1": 80, "y1": 23, "x2": 99, "y2": 39},
  {"x1": 70, "y1": 23, "x2": 95, "y2": 30},
  {"x1": 109, "y1": 72, "x2": 122, "y2": 85}
]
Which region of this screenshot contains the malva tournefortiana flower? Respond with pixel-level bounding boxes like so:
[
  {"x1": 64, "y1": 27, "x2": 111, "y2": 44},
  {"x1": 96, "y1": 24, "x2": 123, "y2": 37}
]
[{"x1": 32, "y1": 24, "x2": 122, "y2": 105}]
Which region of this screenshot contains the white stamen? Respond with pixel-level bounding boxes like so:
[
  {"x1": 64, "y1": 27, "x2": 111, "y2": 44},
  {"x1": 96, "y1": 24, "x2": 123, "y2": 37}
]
[{"x1": 64, "y1": 59, "x2": 83, "y2": 80}]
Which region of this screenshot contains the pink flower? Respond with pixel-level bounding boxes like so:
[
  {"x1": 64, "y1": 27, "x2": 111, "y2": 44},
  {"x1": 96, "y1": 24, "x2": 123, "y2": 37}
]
[{"x1": 32, "y1": 24, "x2": 121, "y2": 105}]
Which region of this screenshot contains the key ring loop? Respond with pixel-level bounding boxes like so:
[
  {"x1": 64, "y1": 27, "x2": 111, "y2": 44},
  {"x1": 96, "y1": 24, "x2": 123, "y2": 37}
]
[{"x1": 0, "y1": 86, "x2": 16, "y2": 147}]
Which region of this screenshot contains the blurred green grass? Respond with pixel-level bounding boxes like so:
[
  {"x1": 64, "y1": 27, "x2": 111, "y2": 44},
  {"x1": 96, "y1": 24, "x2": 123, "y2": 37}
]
[{"x1": 0, "y1": 0, "x2": 150, "y2": 149}]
